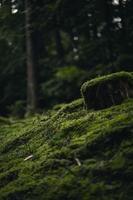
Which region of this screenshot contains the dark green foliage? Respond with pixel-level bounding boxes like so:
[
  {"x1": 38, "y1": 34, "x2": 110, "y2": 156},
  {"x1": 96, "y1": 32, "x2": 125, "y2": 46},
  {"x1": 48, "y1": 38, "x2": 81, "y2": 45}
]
[
  {"x1": 8, "y1": 100, "x2": 26, "y2": 118},
  {"x1": 1, "y1": 0, "x2": 133, "y2": 113},
  {"x1": 115, "y1": 54, "x2": 133, "y2": 72},
  {"x1": 81, "y1": 72, "x2": 133, "y2": 110},
  {"x1": 41, "y1": 66, "x2": 88, "y2": 107}
]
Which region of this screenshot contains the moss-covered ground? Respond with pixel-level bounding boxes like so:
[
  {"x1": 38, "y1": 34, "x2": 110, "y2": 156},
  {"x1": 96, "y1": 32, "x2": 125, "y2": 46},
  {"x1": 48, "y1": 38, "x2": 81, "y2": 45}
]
[{"x1": 0, "y1": 98, "x2": 133, "y2": 200}]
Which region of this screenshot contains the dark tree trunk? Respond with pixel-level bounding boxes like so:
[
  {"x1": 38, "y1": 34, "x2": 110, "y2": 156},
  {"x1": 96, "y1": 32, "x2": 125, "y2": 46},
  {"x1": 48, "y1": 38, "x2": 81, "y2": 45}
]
[
  {"x1": 3, "y1": 0, "x2": 12, "y2": 13},
  {"x1": 103, "y1": 0, "x2": 114, "y2": 63},
  {"x1": 54, "y1": 15, "x2": 64, "y2": 58},
  {"x1": 25, "y1": 0, "x2": 38, "y2": 115},
  {"x1": 119, "y1": 0, "x2": 127, "y2": 51},
  {"x1": 55, "y1": 28, "x2": 64, "y2": 58},
  {"x1": 119, "y1": 0, "x2": 126, "y2": 33}
]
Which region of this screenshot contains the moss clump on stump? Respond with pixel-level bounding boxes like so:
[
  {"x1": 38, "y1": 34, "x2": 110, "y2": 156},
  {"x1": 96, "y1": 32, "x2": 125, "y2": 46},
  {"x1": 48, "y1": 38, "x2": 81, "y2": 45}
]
[{"x1": 81, "y1": 71, "x2": 133, "y2": 110}]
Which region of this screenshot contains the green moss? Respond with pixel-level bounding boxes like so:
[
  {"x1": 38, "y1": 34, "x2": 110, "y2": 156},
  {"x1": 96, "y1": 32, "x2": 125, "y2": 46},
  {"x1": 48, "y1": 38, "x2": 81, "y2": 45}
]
[
  {"x1": 81, "y1": 71, "x2": 133, "y2": 90},
  {"x1": 0, "y1": 117, "x2": 11, "y2": 125},
  {"x1": 57, "y1": 98, "x2": 84, "y2": 114},
  {"x1": 0, "y1": 95, "x2": 133, "y2": 199},
  {"x1": 81, "y1": 71, "x2": 133, "y2": 110}
]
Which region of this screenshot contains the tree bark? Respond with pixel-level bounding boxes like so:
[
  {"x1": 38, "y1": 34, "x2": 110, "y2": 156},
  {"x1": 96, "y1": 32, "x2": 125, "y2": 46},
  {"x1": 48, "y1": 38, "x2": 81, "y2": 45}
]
[
  {"x1": 119, "y1": 0, "x2": 127, "y2": 51},
  {"x1": 54, "y1": 14, "x2": 64, "y2": 59},
  {"x1": 102, "y1": 0, "x2": 114, "y2": 63},
  {"x1": 55, "y1": 27, "x2": 64, "y2": 58},
  {"x1": 25, "y1": 0, "x2": 38, "y2": 115}
]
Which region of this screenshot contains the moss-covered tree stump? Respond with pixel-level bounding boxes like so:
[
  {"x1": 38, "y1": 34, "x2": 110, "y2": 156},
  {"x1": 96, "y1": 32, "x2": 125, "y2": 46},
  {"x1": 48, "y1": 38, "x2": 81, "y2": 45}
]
[{"x1": 81, "y1": 72, "x2": 133, "y2": 110}]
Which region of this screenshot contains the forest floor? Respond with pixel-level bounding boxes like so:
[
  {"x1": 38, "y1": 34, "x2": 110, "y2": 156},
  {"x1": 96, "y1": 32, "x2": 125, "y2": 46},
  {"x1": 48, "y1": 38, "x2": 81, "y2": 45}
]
[{"x1": 0, "y1": 97, "x2": 133, "y2": 200}]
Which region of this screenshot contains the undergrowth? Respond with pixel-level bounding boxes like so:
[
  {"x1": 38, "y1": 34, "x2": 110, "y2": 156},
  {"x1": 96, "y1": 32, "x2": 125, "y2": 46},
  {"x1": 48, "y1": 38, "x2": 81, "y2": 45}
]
[{"x1": 0, "y1": 98, "x2": 133, "y2": 200}]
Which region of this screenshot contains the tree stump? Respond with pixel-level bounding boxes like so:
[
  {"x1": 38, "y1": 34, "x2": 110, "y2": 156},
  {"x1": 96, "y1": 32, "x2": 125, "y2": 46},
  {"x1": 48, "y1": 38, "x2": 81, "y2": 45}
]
[{"x1": 81, "y1": 72, "x2": 133, "y2": 110}]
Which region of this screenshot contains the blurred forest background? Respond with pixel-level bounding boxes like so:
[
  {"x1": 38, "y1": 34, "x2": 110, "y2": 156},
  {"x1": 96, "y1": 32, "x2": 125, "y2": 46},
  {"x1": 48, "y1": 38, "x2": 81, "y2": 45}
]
[{"x1": 0, "y1": 0, "x2": 132, "y2": 117}]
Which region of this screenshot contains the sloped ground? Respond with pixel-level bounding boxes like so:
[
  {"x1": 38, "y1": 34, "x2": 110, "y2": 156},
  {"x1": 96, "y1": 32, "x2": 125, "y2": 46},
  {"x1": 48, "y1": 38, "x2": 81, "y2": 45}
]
[{"x1": 0, "y1": 98, "x2": 133, "y2": 200}]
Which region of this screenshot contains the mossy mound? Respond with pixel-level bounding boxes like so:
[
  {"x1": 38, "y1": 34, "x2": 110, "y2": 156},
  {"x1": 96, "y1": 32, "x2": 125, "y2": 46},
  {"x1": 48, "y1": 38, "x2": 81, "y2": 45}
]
[
  {"x1": 0, "y1": 74, "x2": 133, "y2": 200},
  {"x1": 81, "y1": 71, "x2": 133, "y2": 110}
]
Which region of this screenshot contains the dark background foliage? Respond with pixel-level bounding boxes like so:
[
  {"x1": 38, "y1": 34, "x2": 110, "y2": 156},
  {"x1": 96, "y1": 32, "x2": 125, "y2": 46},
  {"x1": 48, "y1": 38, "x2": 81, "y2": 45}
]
[{"x1": 0, "y1": 0, "x2": 132, "y2": 116}]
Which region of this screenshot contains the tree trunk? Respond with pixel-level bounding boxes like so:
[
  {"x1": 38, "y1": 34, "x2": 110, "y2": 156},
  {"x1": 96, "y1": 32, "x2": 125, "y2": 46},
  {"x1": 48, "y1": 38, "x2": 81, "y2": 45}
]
[
  {"x1": 119, "y1": 0, "x2": 127, "y2": 51},
  {"x1": 103, "y1": 0, "x2": 114, "y2": 63},
  {"x1": 54, "y1": 15, "x2": 64, "y2": 59},
  {"x1": 25, "y1": 0, "x2": 38, "y2": 115},
  {"x1": 55, "y1": 28, "x2": 64, "y2": 58}
]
